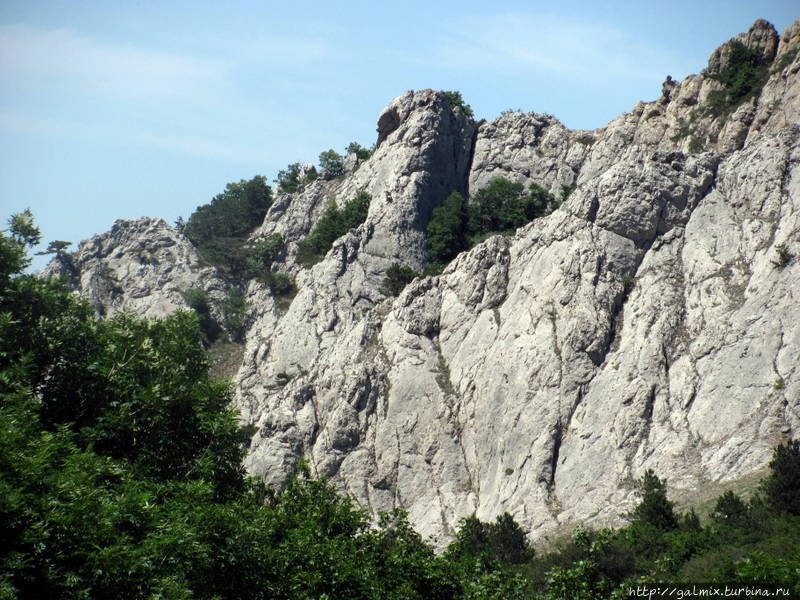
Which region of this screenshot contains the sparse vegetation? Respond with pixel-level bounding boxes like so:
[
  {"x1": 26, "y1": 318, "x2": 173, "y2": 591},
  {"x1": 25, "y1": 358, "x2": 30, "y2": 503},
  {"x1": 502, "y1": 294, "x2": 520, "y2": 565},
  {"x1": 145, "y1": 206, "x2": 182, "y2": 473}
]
[
  {"x1": 702, "y1": 40, "x2": 770, "y2": 119},
  {"x1": 772, "y1": 46, "x2": 799, "y2": 74},
  {"x1": 688, "y1": 134, "x2": 705, "y2": 153},
  {"x1": 772, "y1": 243, "x2": 793, "y2": 268},
  {"x1": 380, "y1": 262, "x2": 420, "y2": 296}
]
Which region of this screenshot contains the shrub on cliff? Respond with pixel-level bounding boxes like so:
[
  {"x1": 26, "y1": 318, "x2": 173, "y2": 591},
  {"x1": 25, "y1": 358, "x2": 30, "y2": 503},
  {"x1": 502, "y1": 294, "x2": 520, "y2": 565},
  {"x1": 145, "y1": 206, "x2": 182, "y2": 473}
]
[
  {"x1": 184, "y1": 175, "x2": 273, "y2": 277},
  {"x1": 297, "y1": 191, "x2": 371, "y2": 265},
  {"x1": 442, "y1": 90, "x2": 474, "y2": 118},
  {"x1": 425, "y1": 178, "x2": 557, "y2": 267},
  {"x1": 704, "y1": 40, "x2": 769, "y2": 119}
]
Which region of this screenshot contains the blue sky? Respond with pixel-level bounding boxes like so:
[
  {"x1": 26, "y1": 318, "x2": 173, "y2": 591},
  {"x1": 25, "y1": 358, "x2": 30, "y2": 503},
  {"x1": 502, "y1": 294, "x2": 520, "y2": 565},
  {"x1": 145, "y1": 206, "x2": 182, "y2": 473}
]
[{"x1": 1, "y1": 1, "x2": 797, "y2": 270}]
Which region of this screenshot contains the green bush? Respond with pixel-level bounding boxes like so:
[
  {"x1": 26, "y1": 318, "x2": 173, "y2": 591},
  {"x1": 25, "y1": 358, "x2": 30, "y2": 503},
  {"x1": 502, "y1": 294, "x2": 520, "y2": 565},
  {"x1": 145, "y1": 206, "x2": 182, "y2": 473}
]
[
  {"x1": 319, "y1": 149, "x2": 345, "y2": 178},
  {"x1": 425, "y1": 178, "x2": 556, "y2": 268},
  {"x1": 218, "y1": 287, "x2": 248, "y2": 341},
  {"x1": 298, "y1": 191, "x2": 371, "y2": 265},
  {"x1": 345, "y1": 141, "x2": 374, "y2": 161},
  {"x1": 426, "y1": 191, "x2": 469, "y2": 264},
  {"x1": 267, "y1": 271, "x2": 295, "y2": 297},
  {"x1": 184, "y1": 176, "x2": 273, "y2": 278},
  {"x1": 442, "y1": 90, "x2": 474, "y2": 118},
  {"x1": 380, "y1": 263, "x2": 420, "y2": 296},
  {"x1": 181, "y1": 287, "x2": 221, "y2": 342}
]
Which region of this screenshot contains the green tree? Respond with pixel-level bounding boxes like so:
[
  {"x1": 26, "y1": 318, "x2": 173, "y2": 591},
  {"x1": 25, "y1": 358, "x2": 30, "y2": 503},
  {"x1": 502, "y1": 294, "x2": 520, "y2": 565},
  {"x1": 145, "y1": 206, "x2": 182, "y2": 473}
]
[
  {"x1": 712, "y1": 490, "x2": 750, "y2": 528},
  {"x1": 183, "y1": 175, "x2": 273, "y2": 278},
  {"x1": 319, "y1": 149, "x2": 345, "y2": 178},
  {"x1": 346, "y1": 142, "x2": 373, "y2": 161},
  {"x1": 629, "y1": 470, "x2": 678, "y2": 531},
  {"x1": 35, "y1": 239, "x2": 72, "y2": 256},
  {"x1": 762, "y1": 439, "x2": 800, "y2": 515},
  {"x1": 298, "y1": 191, "x2": 371, "y2": 264},
  {"x1": 442, "y1": 91, "x2": 474, "y2": 118},
  {"x1": 448, "y1": 513, "x2": 534, "y2": 567},
  {"x1": 426, "y1": 191, "x2": 469, "y2": 265},
  {"x1": 275, "y1": 162, "x2": 302, "y2": 193}
]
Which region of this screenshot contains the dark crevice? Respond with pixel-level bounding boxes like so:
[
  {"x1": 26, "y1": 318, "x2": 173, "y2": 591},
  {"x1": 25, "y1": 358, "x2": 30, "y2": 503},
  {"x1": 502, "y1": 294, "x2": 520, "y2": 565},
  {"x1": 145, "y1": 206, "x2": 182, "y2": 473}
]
[{"x1": 547, "y1": 422, "x2": 564, "y2": 490}]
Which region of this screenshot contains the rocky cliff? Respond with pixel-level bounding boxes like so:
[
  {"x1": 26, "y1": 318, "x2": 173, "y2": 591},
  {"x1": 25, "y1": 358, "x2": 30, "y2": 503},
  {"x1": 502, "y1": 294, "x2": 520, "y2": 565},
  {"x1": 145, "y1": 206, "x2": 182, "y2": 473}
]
[{"x1": 49, "y1": 19, "x2": 800, "y2": 546}]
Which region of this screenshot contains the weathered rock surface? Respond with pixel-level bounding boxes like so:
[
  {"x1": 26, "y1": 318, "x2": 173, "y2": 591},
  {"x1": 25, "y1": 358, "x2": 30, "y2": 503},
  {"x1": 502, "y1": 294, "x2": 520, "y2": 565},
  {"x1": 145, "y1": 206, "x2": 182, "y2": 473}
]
[
  {"x1": 53, "y1": 19, "x2": 800, "y2": 547},
  {"x1": 43, "y1": 217, "x2": 229, "y2": 321}
]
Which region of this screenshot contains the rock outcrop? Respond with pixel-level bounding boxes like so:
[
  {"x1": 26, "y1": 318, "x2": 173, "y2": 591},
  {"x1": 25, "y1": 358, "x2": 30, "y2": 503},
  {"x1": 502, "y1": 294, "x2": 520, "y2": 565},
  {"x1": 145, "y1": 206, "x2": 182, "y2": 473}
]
[
  {"x1": 43, "y1": 217, "x2": 229, "y2": 321},
  {"x1": 52, "y1": 19, "x2": 800, "y2": 547}
]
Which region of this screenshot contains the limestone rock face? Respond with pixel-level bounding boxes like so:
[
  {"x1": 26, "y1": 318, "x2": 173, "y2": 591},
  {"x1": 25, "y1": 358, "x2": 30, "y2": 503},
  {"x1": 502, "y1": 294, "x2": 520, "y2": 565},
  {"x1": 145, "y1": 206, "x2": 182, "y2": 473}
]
[
  {"x1": 43, "y1": 217, "x2": 228, "y2": 321},
  {"x1": 54, "y1": 20, "x2": 800, "y2": 547}
]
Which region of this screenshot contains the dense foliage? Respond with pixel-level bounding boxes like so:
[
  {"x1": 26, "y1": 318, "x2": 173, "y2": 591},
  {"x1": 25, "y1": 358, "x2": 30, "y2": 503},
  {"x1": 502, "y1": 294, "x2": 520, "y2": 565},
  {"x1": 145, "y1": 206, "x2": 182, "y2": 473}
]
[
  {"x1": 2, "y1": 213, "x2": 798, "y2": 598},
  {"x1": 426, "y1": 178, "x2": 557, "y2": 269},
  {"x1": 1, "y1": 214, "x2": 534, "y2": 599},
  {"x1": 297, "y1": 191, "x2": 371, "y2": 265},
  {"x1": 183, "y1": 176, "x2": 273, "y2": 278}
]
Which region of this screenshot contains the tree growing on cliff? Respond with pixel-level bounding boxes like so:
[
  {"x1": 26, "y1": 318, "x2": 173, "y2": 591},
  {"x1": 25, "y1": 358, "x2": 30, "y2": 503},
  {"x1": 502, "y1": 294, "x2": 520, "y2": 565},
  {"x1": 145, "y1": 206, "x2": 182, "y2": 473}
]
[{"x1": 762, "y1": 438, "x2": 800, "y2": 516}]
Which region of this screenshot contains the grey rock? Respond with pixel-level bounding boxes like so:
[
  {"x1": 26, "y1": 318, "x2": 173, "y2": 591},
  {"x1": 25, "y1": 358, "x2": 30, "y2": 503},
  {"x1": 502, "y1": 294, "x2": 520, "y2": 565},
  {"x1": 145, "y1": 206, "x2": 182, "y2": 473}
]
[
  {"x1": 43, "y1": 217, "x2": 229, "y2": 323},
  {"x1": 58, "y1": 20, "x2": 800, "y2": 548}
]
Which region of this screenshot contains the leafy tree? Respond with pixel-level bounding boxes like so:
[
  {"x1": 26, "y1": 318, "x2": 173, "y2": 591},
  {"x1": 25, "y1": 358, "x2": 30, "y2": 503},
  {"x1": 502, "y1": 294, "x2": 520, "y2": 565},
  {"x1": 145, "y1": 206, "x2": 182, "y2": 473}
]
[
  {"x1": 442, "y1": 91, "x2": 474, "y2": 118},
  {"x1": 298, "y1": 191, "x2": 371, "y2": 264},
  {"x1": 275, "y1": 162, "x2": 302, "y2": 194},
  {"x1": 319, "y1": 149, "x2": 345, "y2": 178},
  {"x1": 184, "y1": 175, "x2": 273, "y2": 278},
  {"x1": 345, "y1": 141, "x2": 374, "y2": 161},
  {"x1": 629, "y1": 470, "x2": 678, "y2": 531},
  {"x1": 35, "y1": 239, "x2": 71, "y2": 256},
  {"x1": 762, "y1": 439, "x2": 800, "y2": 515},
  {"x1": 426, "y1": 191, "x2": 469, "y2": 264}
]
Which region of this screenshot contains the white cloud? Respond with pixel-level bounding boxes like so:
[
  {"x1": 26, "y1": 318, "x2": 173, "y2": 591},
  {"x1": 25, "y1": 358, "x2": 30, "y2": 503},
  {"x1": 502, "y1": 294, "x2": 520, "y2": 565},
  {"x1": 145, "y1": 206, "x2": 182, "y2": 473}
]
[
  {"x1": 436, "y1": 13, "x2": 695, "y2": 87},
  {"x1": 0, "y1": 24, "x2": 227, "y2": 103}
]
